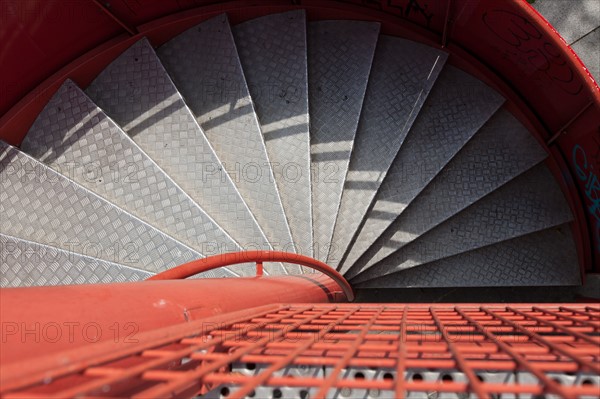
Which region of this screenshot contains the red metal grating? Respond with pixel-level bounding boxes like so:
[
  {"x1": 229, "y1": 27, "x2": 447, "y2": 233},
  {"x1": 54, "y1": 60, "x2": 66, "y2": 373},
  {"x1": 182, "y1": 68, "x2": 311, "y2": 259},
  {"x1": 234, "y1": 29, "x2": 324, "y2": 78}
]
[{"x1": 1, "y1": 304, "x2": 599, "y2": 399}]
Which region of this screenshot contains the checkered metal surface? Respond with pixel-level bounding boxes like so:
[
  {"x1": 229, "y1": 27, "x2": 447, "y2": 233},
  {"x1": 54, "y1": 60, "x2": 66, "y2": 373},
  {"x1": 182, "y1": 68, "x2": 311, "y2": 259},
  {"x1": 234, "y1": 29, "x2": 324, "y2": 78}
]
[
  {"x1": 157, "y1": 15, "x2": 296, "y2": 273},
  {"x1": 355, "y1": 225, "x2": 581, "y2": 287},
  {"x1": 307, "y1": 21, "x2": 380, "y2": 261},
  {"x1": 234, "y1": 11, "x2": 313, "y2": 259},
  {"x1": 352, "y1": 108, "x2": 549, "y2": 272},
  {"x1": 0, "y1": 142, "x2": 230, "y2": 277},
  {"x1": 0, "y1": 12, "x2": 582, "y2": 289},
  {"x1": 20, "y1": 80, "x2": 257, "y2": 276},
  {"x1": 84, "y1": 38, "x2": 281, "y2": 275},
  {"x1": 339, "y1": 66, "x2": 504, "y2": 274},
  {"x1": 328, "y1": 36, "x2": 447, "y2": 268},
  {"x1": 352, "y1": 164, "x2": 574, "y2": 282},
  {"x1": 0, "y1": 233, "x2": 151, "y2": 287}
]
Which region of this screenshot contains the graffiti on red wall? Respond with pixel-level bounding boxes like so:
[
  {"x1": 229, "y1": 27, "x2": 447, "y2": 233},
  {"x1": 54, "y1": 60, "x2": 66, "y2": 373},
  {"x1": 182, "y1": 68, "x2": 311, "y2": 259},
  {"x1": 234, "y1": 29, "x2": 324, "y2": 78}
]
[
  {"x1": 482, "y1": 9, "x2": 583, "y2": 96},
  {"x1": 573, "y1": 142, "x2": 600, "y2": 254}
]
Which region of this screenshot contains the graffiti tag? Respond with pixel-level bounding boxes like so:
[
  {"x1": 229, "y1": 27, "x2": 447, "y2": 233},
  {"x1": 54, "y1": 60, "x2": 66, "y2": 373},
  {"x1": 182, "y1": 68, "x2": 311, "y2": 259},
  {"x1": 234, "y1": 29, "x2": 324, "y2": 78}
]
[
  {"x1": 482, "y1": 9, "x2": 583, "y2": 95},
  {"x1": 573, "y1": 144, "x2": 600, "y2": 254}
]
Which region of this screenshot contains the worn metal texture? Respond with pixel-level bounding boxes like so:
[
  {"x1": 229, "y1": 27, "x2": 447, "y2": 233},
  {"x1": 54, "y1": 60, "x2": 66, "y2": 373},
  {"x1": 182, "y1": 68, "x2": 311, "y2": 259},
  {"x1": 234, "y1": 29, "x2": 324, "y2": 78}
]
[
  {"x1": 352, "y1": 164, "x2": 574, "y2": 282},
  {"x1": 328, "y1": 36, "x2": 447, "y2": 268},
  {"x1": 355, "y1": 225, "x2": 581, "y2": 288},
  {"x1": 339, "y1": 66, "x2": 504, "y2": 274},
  {"x1": 234, "y1": 11, "x2": 313, "y2": 258},
  {"x1": 21, "y1": 80, "x2": 256, "y2": 276},
  {"x1": 85, "y1": 38, "x2": 282, "y2": 275},
  {"x1": 0, "y1": 233, "x2": 151, "y2": 287},
  {"x1": 348, "y1": 109, "x2": 548, "y2": 273},
  {"x1": 307, "y1": 20, "x2": 380, "y2": 261},
  {"x1": 0, "y1": 142, "x2": 229, "y2": 276},
  {"x1": 157, "y1": 15, "x2": 296, "y2": 273}
]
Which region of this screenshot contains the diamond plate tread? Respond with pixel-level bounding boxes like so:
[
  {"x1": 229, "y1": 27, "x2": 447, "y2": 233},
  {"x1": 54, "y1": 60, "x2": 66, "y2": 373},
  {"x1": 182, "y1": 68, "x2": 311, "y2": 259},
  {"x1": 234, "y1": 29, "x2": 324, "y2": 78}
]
[
  {"x1": 328, "y1": 36, "x2": 448, "y2": 267},
  {"x1": 351, "y1": 163, "x2": 574, "y2": 283},
  {"x1": 348, "y1": 108, "x2": 548, "y2": 274},
  {"x1": 1, "y1": 233, "x2": 152, "y2": 287},
  {"x1": 21, "y1": 80, "x2": 254, "y2": 277},
  {"x1": 157, "y1": 14, "x2": 297, "y2": 271},
  {"x1": 233, "y1": 11, "x2": 313, "y2": 258},
  {"x1": 339, "y1": 66, "x2": 505, "y2": 274},
  {"x1": 0, "y1": 142, "x2": 229, "y2": 277},
  {"x1": 84, "y1": 39, "x2": 284, "y2": 275},
  {"x1": 354, "y1": 225, "x2": 581, "y2": 288},
  {"x1": 308, "y1": 20, "x2": 380, "y2": 261}
]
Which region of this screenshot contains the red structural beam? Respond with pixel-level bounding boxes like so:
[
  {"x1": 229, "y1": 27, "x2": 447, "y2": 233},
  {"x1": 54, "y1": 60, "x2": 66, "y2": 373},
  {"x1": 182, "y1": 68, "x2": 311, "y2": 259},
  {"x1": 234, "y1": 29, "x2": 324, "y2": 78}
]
[{"x1": 0, "y1": 262, "x2": 350, "y2": 365}]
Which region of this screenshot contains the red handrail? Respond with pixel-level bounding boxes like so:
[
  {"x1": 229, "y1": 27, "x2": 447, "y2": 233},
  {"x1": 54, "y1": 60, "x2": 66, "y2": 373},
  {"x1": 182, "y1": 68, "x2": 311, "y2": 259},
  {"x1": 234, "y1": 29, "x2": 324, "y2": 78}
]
[{"x1": 148, "y1": 250, "x2": 355, "y2": 301}]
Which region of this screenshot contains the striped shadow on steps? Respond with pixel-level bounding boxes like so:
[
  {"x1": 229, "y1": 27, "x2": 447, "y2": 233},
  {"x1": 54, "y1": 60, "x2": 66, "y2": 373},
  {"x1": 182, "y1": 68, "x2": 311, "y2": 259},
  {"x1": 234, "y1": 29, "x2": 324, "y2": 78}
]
[
  {"x1": 20, "y1": 80, "x2": 258, "y2": 277},
  {"x1": 354, "y1": 224, "x2": 580, "y2": 288},
  {"x1": 156, "y1": 14, "x2": 296, "y2": 269},
  {"x1": 83, "y1": 39, "x2": 283, "y2": 275},
  {"x1": 327, "y1": 35, "x2": 448, "y2": 269},
  {"x1": 307, "y1": 20, "x2": 380, "y2": 262},
  {"x1": 234, "y1": 11, "x2": 313, "y2": 259},
  {"x1": 1, "y1": 233, "x2": 151, "y2": 287},
  {"x1": 344, "y1": 108, "x2": 549, "y2": 279},
  {"x1": 351, "y1": 163, "x2": 574, "y2": 284},
  {"x1": 0, "y1": 10, "x2": 583, "y2": 290},
  {"x1": 337, "y1": 65, "x2": 505, "y2": 274},
  {"x1": 0, "y1": 142, "x2": 224, "y2": 276}
]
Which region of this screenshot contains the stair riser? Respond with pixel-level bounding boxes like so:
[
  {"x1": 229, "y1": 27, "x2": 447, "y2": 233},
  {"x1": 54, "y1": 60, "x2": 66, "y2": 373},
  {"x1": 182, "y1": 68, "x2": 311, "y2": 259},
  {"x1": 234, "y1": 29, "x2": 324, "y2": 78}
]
[
  {"x1": 308, "y1": 20, "x2": 380, "y2": 262},
  {"x1": 85, "y1": 38, "x2": 286, "y2": 275},
  {"x1": 347, "y1": 109, "x2": 549, "y2": 276},
  {"x1": 338, "y1": 66, "x2": 504, "y2": 274},
  {"x1": 353, "y1": 163, "x2": 574, "y2": 283},
  {"x1": 234, "y1": 11, "x2": 313, "y2": 262},
  {"x1": 156, "y1": 14, "x2": 297, "y2": 273},
  {"x1": 328, "y1": 36, "x2": 448, "y2": 269},
  {"x1": 0, "y1": 142, "x2": 227, "y2": 276}
]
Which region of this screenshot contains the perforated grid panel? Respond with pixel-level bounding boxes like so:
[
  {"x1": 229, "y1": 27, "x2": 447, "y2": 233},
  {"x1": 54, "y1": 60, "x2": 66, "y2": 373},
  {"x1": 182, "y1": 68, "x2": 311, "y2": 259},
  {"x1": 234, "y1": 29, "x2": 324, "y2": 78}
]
[{"x1": 2, "y1": 304, "x2": 598, "y2": 399}]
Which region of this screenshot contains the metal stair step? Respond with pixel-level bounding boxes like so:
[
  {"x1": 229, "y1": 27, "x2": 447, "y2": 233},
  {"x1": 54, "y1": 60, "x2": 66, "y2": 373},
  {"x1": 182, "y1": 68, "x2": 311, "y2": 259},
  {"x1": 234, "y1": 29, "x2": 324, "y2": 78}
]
[
  {"x1": 0, "y1": 12, "x2": 582, "y2": 290},
  {"x1": 21, "y1": 80, "x2": 257, "y2": 277},
  {"x1": 0, "y1": 142, "x2": 227, "y2": 276},
  {"x1": 84, "y1": 38, "x2": 283, "y2": 275},
  {"x1": 233, "y1": 11, "x2": 313, "y2": 258},
  {"x1": 307, "y1": 20, "x2": 380, "y2": 261},
  {"x1": 327, "y1": 36, "x2": 447, "y2": 269},
  {"x1": 0, "y1": 233, "x2": 151, "y2": 287},
  {"x1": 354, "y1": 225, "x2": 580, "y2": 288},
  {"x1": 156, "y1": 14, "x2": 296, "y2": 272},
  {"x1": 338, "y1": 66, "x2": 504, "y2": 274},
  {"x1": 351, "y1": 163, "x2": 574, "y2": 282},
  {"x1": 347, "y1": 108, "x2": 548, "y2": 275}
]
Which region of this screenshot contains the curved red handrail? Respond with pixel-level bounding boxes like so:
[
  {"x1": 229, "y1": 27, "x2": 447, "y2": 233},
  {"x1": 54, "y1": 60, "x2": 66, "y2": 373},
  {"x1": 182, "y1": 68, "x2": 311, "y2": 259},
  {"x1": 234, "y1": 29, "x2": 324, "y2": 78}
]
[{"x1": 148, "y1": 250, "x2": 355, "y2": 301}]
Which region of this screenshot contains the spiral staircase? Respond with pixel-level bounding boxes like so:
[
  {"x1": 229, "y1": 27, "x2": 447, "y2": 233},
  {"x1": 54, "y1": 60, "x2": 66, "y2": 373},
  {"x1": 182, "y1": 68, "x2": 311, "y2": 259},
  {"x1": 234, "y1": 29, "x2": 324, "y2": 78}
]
[
  {"x1": 2, "y1": 2, "x2": 600, "y2": 398},
  {"x1": 0, "y1": 10, "x2": 582, "y2": 290}
]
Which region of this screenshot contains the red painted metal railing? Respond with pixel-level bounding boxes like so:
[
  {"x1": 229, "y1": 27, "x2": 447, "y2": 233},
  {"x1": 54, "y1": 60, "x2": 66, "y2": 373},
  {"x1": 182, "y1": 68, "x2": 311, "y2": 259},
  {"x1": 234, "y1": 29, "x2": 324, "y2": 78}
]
[
  {"x1": 148, "y1": 250, "x2": 355, "y2": 302},
  {"x1": 1, "y1": 304, "x2": 598, "y2": 399}
]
